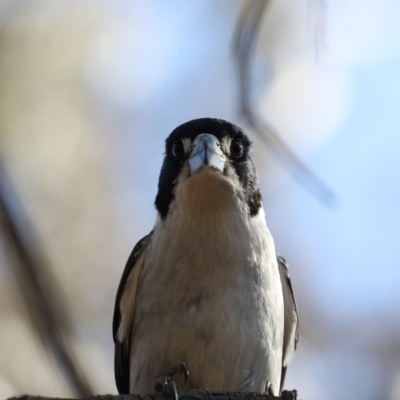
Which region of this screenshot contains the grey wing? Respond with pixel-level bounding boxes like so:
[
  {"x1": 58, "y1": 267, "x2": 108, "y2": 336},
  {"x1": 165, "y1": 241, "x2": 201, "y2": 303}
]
[
  {"x1": 113, "y1": 233, "x2": 152, "y2": 394},
  {"x1": 277, "y1": 254, "x2": 299, "y2": 393}
]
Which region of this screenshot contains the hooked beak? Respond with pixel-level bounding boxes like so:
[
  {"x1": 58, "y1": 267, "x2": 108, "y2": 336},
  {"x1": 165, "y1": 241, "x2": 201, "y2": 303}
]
[{"x1": 188, "y1": 134, "x2": 226, "y2": 175}]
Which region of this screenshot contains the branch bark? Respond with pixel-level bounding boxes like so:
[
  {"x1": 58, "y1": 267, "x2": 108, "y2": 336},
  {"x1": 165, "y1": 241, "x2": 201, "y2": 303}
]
[{"x1": 8, "y1": 390, "x2": 292, "y2": 400}]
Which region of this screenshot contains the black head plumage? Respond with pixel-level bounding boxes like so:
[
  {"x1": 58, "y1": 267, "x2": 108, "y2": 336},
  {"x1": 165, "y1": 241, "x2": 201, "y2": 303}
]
[{"x1": 155, "y1": 118, "x2": 262, "y2": 219}]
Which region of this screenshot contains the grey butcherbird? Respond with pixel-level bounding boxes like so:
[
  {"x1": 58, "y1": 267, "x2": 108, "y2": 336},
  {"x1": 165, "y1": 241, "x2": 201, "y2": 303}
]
[{"x1": 113, "y1": 118, "x2": 298, "y2": 396}]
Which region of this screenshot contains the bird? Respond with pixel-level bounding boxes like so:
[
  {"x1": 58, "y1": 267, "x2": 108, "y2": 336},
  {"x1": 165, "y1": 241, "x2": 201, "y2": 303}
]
[{"x1": 113, "y1": 118, "x2": 298, "y2": 396}]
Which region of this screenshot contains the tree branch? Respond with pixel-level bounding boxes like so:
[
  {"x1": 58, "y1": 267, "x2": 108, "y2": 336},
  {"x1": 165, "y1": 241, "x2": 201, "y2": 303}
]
[
  {"x1": 8, "y1": 389, "x2": 295, "y2": 400},
  {"x1": 233, "y1": 0, "x2": 335, "y2": 204},
  {"x1": 0, "y1": 161, "x2": 93, "y2": 396}
]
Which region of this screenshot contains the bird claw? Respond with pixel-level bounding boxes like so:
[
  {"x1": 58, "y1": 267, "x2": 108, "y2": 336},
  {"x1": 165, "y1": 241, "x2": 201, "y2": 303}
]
[
  {"x1": 153, "y1": 376, "x2": 168, "y2": 393},
  {"x1": 281, "y1": 389, "x2": 298, "y2": 400},
  {"x1": 265, "y1": 381, "x2": 273, "y2": 395},
  {"x1": 165, "y1": 362, "x2": 189, "y2": 384},
  {"x1": 153, "y1": 362, "x2": 189, "y2": 400}
]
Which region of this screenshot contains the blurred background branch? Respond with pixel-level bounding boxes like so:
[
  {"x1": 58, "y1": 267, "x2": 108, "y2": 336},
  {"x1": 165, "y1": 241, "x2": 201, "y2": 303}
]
[
  {"x1": 233, "y1": 0, "x2": 334, "y2": 204},
  {"x1": 0, "y1": 163, "x2": 93, "y2": 397}
]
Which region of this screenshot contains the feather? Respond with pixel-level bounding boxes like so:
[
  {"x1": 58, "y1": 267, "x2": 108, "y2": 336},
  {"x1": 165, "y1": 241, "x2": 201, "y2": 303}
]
[
  {"x1": 113, "y1": 233, "x2": 151, "y2": 394},
  {"x1": 277, "y1": 255, "x2": 299, "y2": 393}
]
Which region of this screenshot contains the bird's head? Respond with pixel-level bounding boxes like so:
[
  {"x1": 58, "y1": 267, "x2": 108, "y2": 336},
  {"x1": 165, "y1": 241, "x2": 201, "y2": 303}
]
[{"x1": 155, "y1": 118, "x2": 262, "y2": 220}]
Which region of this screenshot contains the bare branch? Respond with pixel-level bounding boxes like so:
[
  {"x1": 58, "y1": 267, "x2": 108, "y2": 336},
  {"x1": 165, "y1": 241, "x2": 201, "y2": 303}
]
[
  {"x1": 0, "y1": 161, "x2": 93, "y2": 397},
  {"x1": 7, "y1": 389, "x2": 297, "y2": 400},
  {"x1": 308, "y1": 0, "x2": 327, "y2": 62},
  {"x1": 233, "y1": 0, "x2": 335, "y2": 205}
]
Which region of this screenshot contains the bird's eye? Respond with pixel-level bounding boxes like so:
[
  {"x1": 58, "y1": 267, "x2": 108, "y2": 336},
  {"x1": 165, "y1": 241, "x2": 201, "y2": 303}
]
[
  {"x1": 230, "y1": 139, "x2": 244, "y2": 158},
  {"x1": 172, "y1": 141, "x2": 185, "y2": 159}
]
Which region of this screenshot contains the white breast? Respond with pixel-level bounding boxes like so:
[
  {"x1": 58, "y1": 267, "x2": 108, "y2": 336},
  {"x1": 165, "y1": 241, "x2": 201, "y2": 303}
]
[{"x1": 129, "y1": 169, "x2": 285, "y2": 394}]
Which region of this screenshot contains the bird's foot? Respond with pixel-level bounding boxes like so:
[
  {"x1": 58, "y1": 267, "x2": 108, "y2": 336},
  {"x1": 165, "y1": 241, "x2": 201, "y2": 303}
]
[
  {"x1": 153, "y1": 363, "x2": 189, "y2": 400},
  {"x1": 265, "y1": 381, "x2": 275, "y2": 396},
  {"x1": 281, "y1": 389, "x2": 298, "y2": 400}
]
